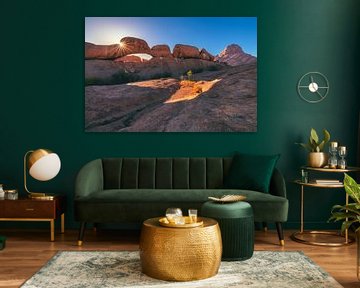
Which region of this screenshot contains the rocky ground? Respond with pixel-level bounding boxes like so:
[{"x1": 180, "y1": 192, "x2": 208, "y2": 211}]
[{"x1": 85, "y1": 62, "x2": 257, "y2": 132}]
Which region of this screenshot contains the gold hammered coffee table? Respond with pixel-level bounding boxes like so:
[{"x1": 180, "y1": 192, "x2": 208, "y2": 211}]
[{"x1": 139, "y1": 217, "x2": 222, "y2": 281}]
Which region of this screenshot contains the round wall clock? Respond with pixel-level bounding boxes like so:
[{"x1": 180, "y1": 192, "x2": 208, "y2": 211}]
[{"x1": 297, "y1": 72, "x2": 329, "y2": 103}]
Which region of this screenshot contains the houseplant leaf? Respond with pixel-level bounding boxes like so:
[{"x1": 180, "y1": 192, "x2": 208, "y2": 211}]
[
  {"x1": 323, "y1": 129, "x2": 330, "y2": 144},
  {"x1": 331, "y1": 203, "x2": 360, "y2": 215},
  {"x1": 329, "y1": 211, "x2": 357, "y2": 222},
  {"x1": 296, "y1": 142, "x2": 312, "y2": 152},
  {"x1": 310, "y1": 128, "x2": 319, "y2": 144},
  {"x1": 341, "y1": 220, "x2": 358, "y2": 234},
  {"x1": 344, "y1": 173, "x2": 360, "y2": 204},
  {"x1": 317, "y1": 140, "x2": 325, "y2": 152}
]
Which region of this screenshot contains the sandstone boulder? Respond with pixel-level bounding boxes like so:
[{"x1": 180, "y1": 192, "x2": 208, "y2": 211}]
[
  {"x1": 119, "y1": 37, "x2": 151, "y2": 54},
  {"x1": 85, "y1": 42, "x2": 125, "y2": 59},
  {"x1": 199, "y1": 48, "x2": 214, "y2": 61},
  {"x1": 150, "y1": 45, "x2": 173, "y2": 58},
  {"x1": 173, "y1": 44, "x2": 200, "y2": 59}
]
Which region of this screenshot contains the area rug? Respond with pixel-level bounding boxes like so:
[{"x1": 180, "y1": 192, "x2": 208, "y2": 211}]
[{"x1": 21, "y1": 251, "x2": 342, "y2": 288}]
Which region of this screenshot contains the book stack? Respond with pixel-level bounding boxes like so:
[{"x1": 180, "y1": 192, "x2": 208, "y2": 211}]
[{"x1": 314, "y1": 179, "x2": 341, "y2": 185}]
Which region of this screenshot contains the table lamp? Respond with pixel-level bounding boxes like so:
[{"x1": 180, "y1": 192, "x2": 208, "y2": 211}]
[{"x1": 24, "y1": 148, "x2": 61, "y2": 199}]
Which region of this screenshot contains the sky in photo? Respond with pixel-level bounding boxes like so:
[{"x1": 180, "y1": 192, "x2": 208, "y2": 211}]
[{"x1": 85, "y1": 17, "x2": 257, "y2": 56}]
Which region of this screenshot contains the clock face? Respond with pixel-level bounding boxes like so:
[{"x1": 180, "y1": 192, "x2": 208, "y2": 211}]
[{"x1": 297, "y1": 72, "x2": 329, "y2": 103}]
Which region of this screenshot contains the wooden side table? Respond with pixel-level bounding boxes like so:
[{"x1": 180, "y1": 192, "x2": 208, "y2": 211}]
[{"x1": 0, "y1": 195, "x2": 66, "y2": 241}]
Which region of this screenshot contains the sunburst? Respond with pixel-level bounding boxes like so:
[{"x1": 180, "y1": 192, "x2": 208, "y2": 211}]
[{"x1": 117, "y1": 39, "x2": 132, "y2": 55}]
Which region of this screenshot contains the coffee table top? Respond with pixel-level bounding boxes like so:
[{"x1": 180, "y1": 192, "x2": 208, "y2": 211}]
[{"x1": 143, "y1": 217, "x2": 217, "y2": 229}]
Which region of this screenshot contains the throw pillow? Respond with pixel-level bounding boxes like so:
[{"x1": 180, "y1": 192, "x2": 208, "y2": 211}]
[{"x1": 224, "y1": 153, "x2": 280, "y2": 193}]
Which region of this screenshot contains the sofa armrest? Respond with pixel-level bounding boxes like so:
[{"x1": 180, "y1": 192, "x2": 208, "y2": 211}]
[
  {"x1": 269, "y1": 168, "x2": 287, "y2": 198},
  {"x1": 75, "y1": 159, "x2": 104, "y2": 199}
]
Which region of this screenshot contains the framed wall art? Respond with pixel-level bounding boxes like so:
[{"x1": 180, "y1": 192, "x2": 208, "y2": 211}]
[{"x1": 85, "y1": 17, "x2": 257, "y2": 132}]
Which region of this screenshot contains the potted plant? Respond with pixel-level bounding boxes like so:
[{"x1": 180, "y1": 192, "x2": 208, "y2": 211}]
[
  {"x1": 329, "y1": 173, "x2": 360, "y2": 233},
  {"x1": 296, "y1": 128, "x2": 330, "y2": 167},
  {"x1": 329, "y1": 173, "x2": 360, "y2": 279}
]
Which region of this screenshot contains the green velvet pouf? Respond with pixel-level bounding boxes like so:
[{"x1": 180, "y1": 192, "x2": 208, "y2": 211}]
[
  {"x1": 201, "y1": 201, "x2": 254, "y2": 261},
  {"x1": 0, "y1": 236, "x2": 6, "y2": 250}
]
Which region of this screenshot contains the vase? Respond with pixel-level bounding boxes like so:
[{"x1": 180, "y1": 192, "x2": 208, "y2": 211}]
[{"x1": 308, "y1": 152, "x2": 328, "y2": 168}]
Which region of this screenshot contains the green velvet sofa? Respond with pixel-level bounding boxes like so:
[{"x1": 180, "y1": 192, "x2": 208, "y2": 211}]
[{"x1": 74, "y1": 157, "x2": 288, "y2": 245}]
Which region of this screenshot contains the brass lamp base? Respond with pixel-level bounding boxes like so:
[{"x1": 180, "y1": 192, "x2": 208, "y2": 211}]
[{"x1": 28, "y1": 193, "x2": 55, "y2": 200}]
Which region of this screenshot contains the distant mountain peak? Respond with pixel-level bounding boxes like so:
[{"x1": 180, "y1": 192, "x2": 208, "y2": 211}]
[
  {"x1": 215, "y1": 44, "x2": 256, "y2": 66},
  {"x1": 219, "y1": 44, "x2": 244, "y2": 56}
]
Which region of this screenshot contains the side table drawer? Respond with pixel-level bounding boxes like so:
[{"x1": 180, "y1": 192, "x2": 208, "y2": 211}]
[{"x1": 1, "y1": 201, "x2": 55, "y2": 218}]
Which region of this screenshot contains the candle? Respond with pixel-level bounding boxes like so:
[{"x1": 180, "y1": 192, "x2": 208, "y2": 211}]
[
  {"x1": 338, "y1": 146, "x2": 346, "y2": 158},
  {"x1": 338, "y1": 146, "x2": 346, "y2": 153},
  {"x1": 328, "y1": 142, "x2": 338, "y2": 168},
  {"x1": 337, "y1": 146, "x2": 347, "y2": 169}
]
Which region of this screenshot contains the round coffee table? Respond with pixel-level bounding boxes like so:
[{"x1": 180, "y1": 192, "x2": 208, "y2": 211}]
[{"x1": 139, "y1": 217, "x2": 222, "y2": 281}]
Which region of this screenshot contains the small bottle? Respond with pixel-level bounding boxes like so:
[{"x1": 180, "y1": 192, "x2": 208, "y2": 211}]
[
  {"x1": 301, "y1": 170, "x2": 308, "y2": 183},
  {"x1": 0, "y1": 184, "x2": 5, "y2": 199},
  {"x1": 6, "y1": 189, "x2": 18, "y2": 200}
]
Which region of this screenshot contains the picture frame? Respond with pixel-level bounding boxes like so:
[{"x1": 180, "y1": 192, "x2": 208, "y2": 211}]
[{"x1": 85, "y1": 17, "x2": 257, "y2": 132}]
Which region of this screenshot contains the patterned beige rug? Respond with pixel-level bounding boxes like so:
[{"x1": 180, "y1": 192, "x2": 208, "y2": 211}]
[{"x1": 21, "y1": 251, "x2": 342, "y2": 288}]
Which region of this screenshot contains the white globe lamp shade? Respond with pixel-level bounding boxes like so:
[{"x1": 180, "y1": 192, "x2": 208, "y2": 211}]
[{"x1": 28, "y1": 150, "x2": 61, "y2": 181}]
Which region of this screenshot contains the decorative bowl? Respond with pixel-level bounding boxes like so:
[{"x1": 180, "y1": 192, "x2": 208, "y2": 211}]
[{"x1": 208, "y1": 194, "x2": 246, "y2": 203}]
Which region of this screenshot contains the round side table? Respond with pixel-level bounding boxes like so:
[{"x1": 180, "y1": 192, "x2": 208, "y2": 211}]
[
  {"x1": 291, "y1": 166, "x2": 359, "y2": 246},
  {"x1": 139, "y1": 217, "x2": 222, "y2": 281}
]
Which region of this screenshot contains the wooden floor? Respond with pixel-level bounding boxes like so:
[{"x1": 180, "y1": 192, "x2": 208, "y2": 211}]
[{"x1": 0, "y1": 228, "x2": 358, "y2": 288}]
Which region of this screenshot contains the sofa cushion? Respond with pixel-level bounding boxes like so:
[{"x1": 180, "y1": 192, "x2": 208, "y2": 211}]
[
  {"x1": 224, "y1": 153, "x2": 280, "y2": 193},
  {"x1": 75, "y1": 188, "x2": 288, "y2": 222}
]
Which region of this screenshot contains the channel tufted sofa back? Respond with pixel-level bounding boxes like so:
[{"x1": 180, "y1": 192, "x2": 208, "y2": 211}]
[
  {"x1": 75, "y1": 157, "x2": 286, "y2": 199},
  {"x1": 102, "y1": 157, "x2": 233, "y2": 190}
]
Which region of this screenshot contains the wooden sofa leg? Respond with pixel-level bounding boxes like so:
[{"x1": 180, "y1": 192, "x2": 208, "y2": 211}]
[
  {"x1": 78, "y1": 222, "x2": 86, "y2": 246},
  {"x1": 262, "y1": 222, "x2": 268, "y2": 232},
  {"x1": 276, "y1": 222, "x2": 285, "y2": 246}
]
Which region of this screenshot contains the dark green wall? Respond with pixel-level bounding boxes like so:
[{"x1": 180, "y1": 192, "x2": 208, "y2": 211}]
[{"x1": 1, "y1": 0, "x2": 359, "y2": 230}]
